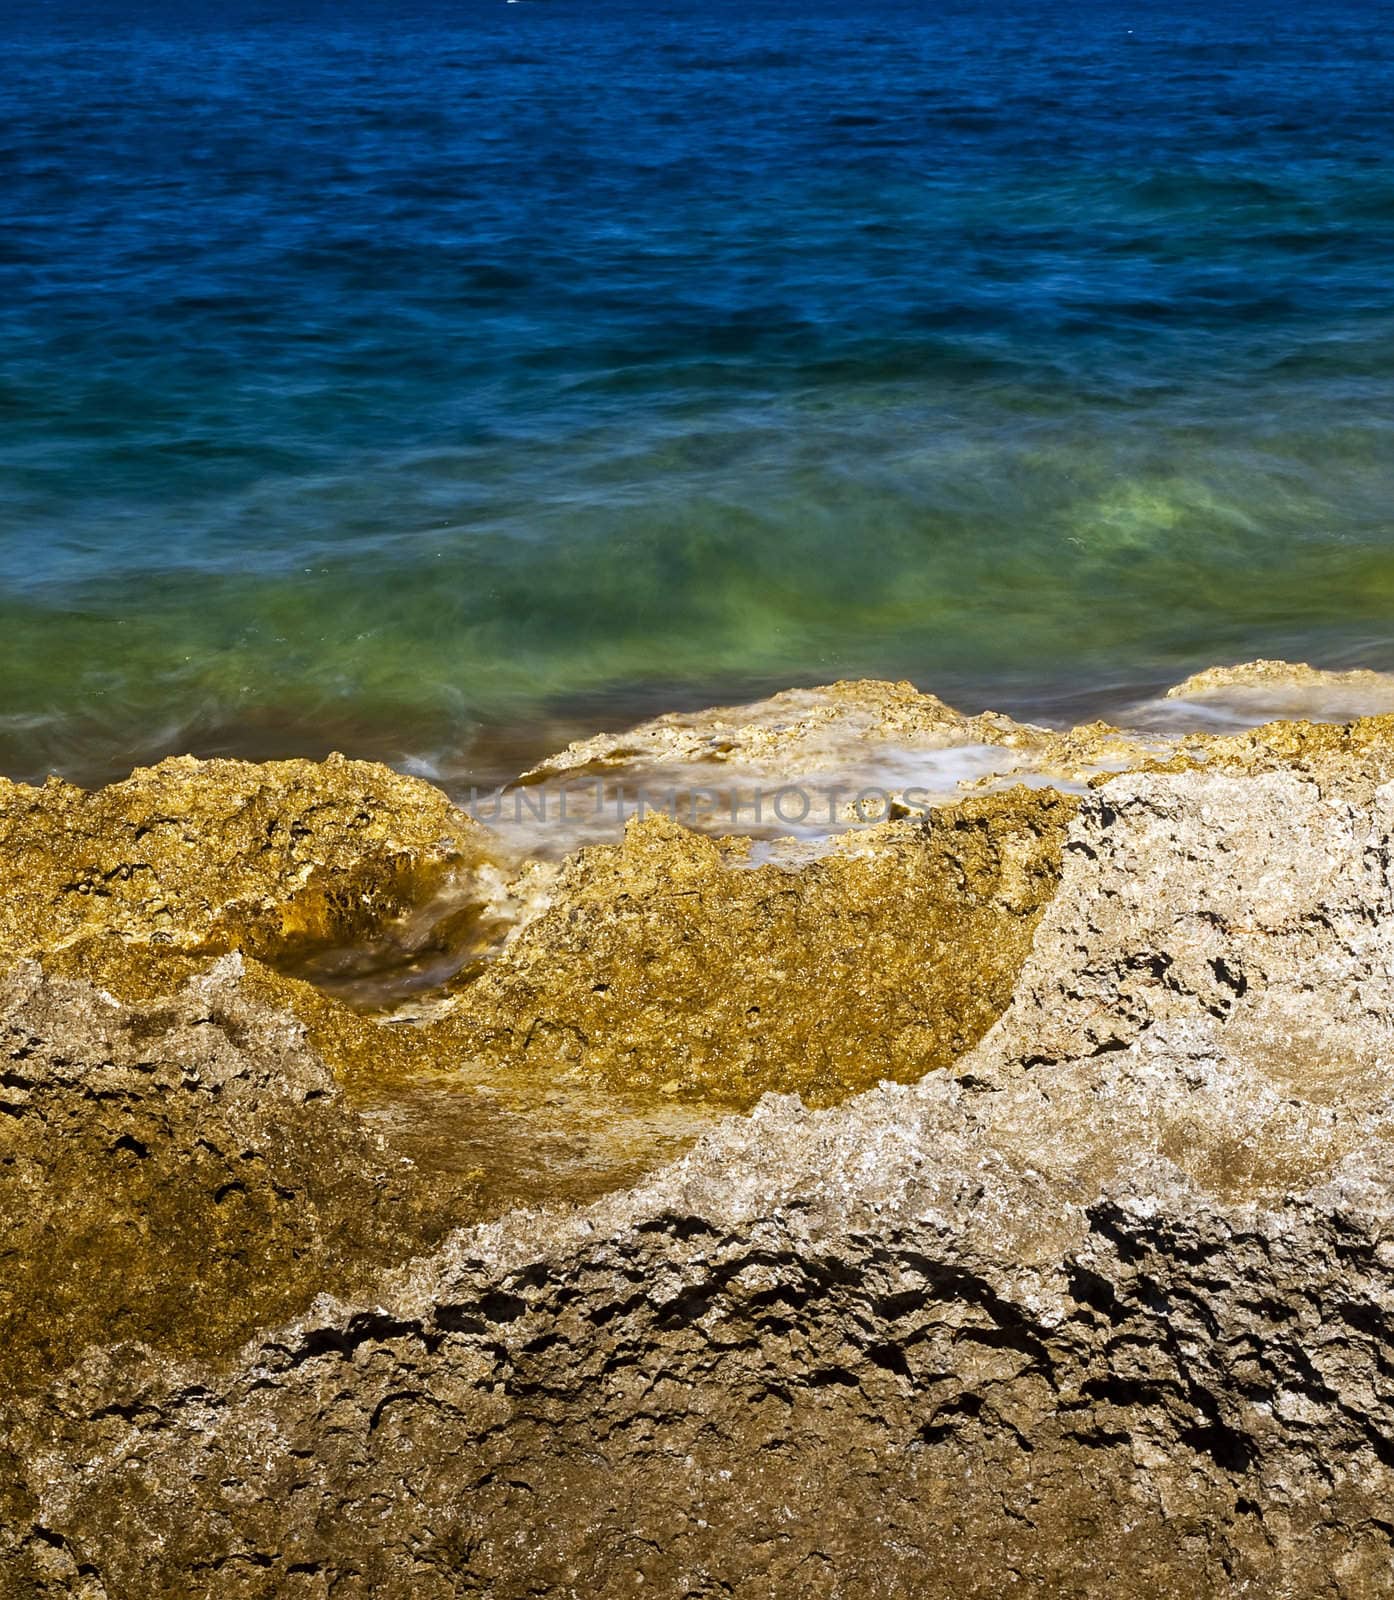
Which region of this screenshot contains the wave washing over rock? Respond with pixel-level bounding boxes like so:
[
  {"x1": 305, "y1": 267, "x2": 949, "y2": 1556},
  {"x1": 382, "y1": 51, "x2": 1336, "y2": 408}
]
[{"x1": 7, "y1": 662, "x2": 1394, "y2": 1596}]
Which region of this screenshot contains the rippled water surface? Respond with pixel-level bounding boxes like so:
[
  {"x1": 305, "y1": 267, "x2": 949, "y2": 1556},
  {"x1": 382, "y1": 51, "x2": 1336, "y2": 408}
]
[{"x1": 5, "y1": 0, "x2": 1394, "y2": 783}]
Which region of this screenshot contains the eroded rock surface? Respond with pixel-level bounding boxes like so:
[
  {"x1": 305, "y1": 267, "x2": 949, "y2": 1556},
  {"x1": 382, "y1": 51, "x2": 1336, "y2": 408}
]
[
  {"x1": 519, "y1": 677, "x2": 1042, "y2": 777},
  {"x1": 1163, "y1": 656, "x2": 1394, "y2": 721},
  {"x1": 0, "y1": 745, "x2": 1077, "y2": 1117},
  {"x1": 0, "y1": 752, "x2": 498, "y2": 966},
  {"x1": 8, "y1": 673, "x2": 1394, "y2": 1596},
  {"x1": 497, "y1": 677, "x2": 1165, "y2": 856},
  {"x1": 0, "y1": 957, "x2": 458, "y2": 1411},
  {"x1": 438, "y1": 789, "x2": 1075, "y2": 1107}
]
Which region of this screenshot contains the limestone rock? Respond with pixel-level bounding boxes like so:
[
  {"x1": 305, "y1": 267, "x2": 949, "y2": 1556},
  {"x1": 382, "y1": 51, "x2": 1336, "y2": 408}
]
[
  {"x1": 1163, "y1": 656, "x2": 1394, "y2": 720},
  {"x1": 11, "y1": 762, "x2": 1394, "y2": 1595},
  {"x1": 0, "y1": 752, "x2": 497, "y2": 967},
  {"x1": 0, "y1": 956, "x2": 456, "y2": 1409},
  {"x1": 1165, "y1": 708, "x2": 1394, "y2": 787},
  {"x1": 519, "y1": 677, "x2": 1037, "y2": 777},
  {"x1": 491, "y1": 679, "x2": 1172, "y2": 858},
  {"x1": 12, "y1": 676, "x2": 1394, "y2": 1595},
  {"x1": 440, "y1": 787, "x2": 1076, "y2": 1108}
]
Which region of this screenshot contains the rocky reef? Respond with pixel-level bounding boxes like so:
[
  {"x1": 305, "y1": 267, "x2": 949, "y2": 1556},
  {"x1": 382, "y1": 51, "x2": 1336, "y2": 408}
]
[{"x1": 8, "y1": 662, "x2": 1394, "y2": 1597}]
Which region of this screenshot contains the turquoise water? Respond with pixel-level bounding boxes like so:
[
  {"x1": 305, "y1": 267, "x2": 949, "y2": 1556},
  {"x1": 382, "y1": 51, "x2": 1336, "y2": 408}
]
[{"x1": 5, "y1": 0, "x2": 1394, "y2": 782}]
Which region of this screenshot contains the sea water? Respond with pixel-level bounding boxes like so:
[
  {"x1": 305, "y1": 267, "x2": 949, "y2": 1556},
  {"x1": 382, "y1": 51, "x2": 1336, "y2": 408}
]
[{"x1": 5, "y1": 0, "x2": 1394, "y2": 783}]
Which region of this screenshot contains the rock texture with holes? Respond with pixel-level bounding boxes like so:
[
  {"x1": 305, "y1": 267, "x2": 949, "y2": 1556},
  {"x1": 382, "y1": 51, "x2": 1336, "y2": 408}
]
[
  {"x1": 9, "y1": 732, "x2": 1394, "y2": 1596},
  {"x1": 0, "y1": 957, "x2": 458, "y2": 1409},
  {"x1": 0, "y1": 753, "x2": 497, "y2": 966},
  {"x1": 437, "y1": 788, "x2": 1075, "y2": 1108}
]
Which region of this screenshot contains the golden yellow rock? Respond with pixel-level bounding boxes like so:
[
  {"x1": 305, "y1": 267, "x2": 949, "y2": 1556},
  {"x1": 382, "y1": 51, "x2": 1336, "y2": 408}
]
[
  {"x1": 0, "y1": 744, "x2": 1070, "y2": 1122},
  {"x1": 440, "y1": 787, "x2": 1077, "y2": 1109},
  {"x1": 519, "y1": 678, "x2": 1024, "y2": 778},
  {"x1": 1148, "y1": 712, "x2": 1394, "y2": 786},
  {"x1": 37, "y1": 927, "x2": 420, "y2": 1079},
  {"x1": 504, "y1": 679, "x2": 1172, "y2": 855},
  {"x1": 0, "y1": 752, "x2": 495, "y2": 967},
  {"x1": 0, "y1": 957, "x2": 465, "y2": 1402},
  {"x1": 16, "y1": 697, "x2": 1393, "y2": 1134},
  {"x1": 1164, "y1": 657, "x2": 1394, "y2": 711}
]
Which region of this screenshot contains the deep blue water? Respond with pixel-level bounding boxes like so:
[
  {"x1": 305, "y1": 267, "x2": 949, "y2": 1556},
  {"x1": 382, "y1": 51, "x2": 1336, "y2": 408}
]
[{"x1": 5, "y1": 0, "x2": 1394, "y2": 782}]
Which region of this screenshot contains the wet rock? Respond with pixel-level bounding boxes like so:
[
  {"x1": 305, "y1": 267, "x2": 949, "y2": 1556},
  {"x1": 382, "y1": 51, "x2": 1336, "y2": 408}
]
[
  {"x1": 489, "y1": 678, "x2": 1174, "y2": 858},
  {"x1": 1163, "y1": 656, "x2": 1394, "y2": 721},
  {"x1": 518, "y1": 677, "x2": 1041, "y2": 777},
  {"x1": 1163, "y1": 708, "x2": 1394, "y2": 787}
]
